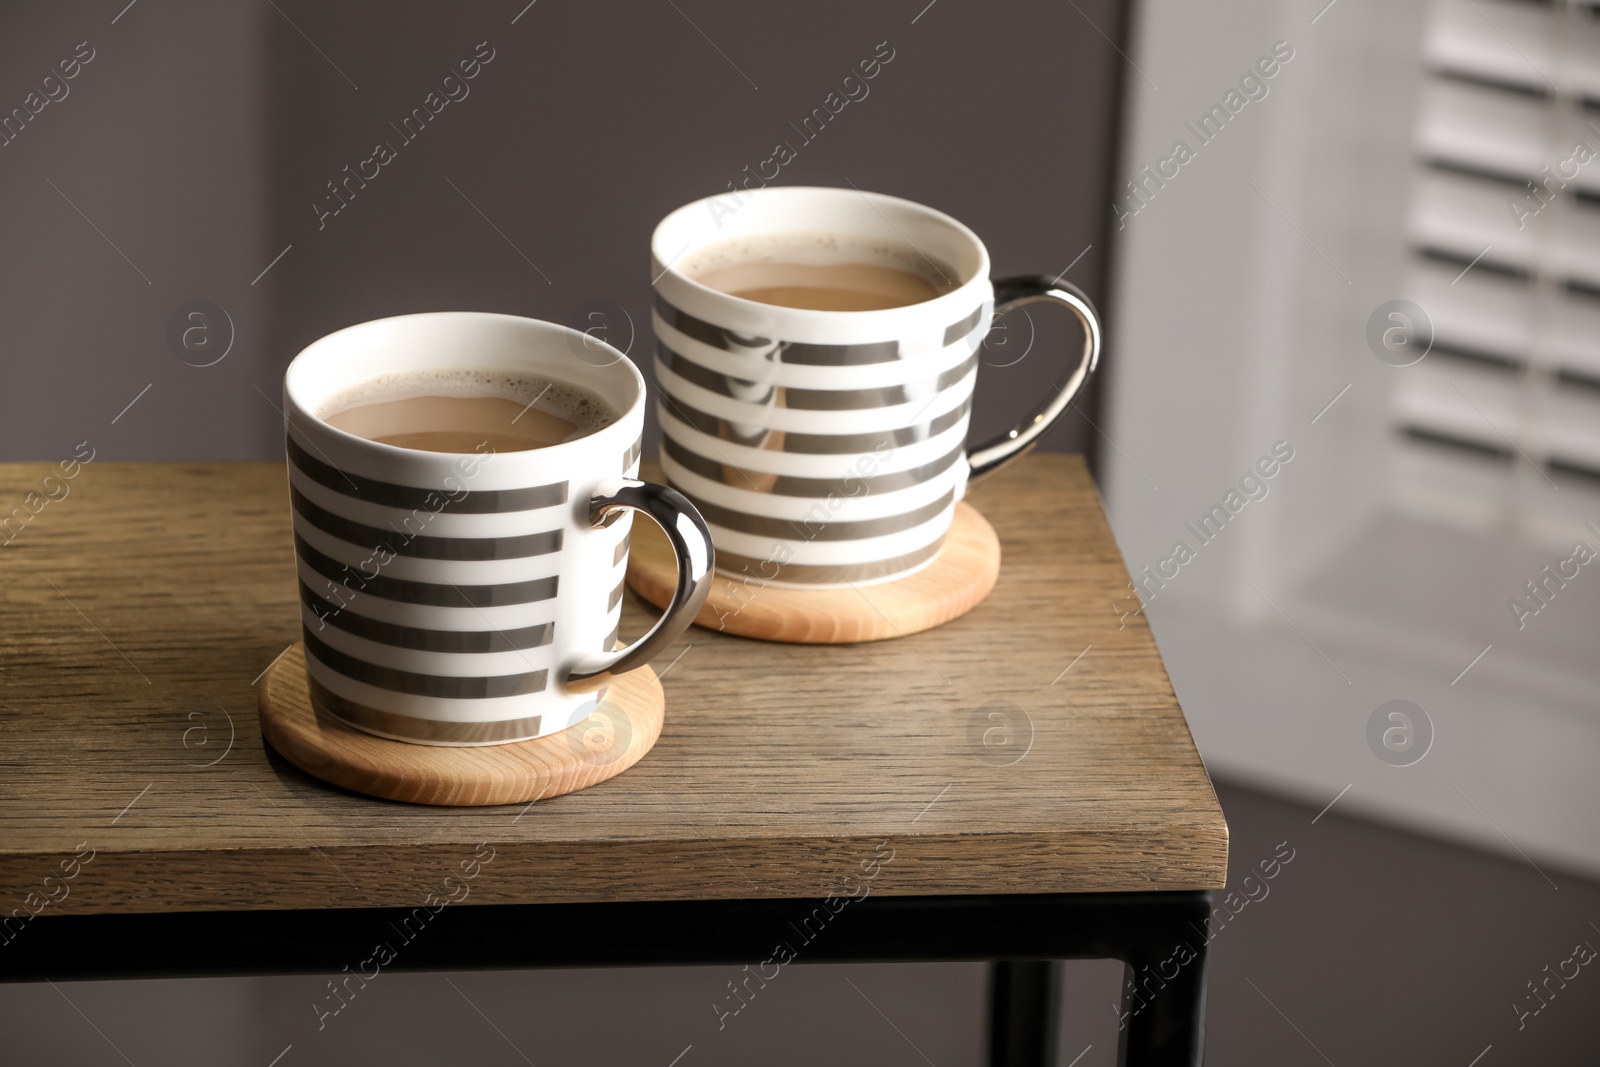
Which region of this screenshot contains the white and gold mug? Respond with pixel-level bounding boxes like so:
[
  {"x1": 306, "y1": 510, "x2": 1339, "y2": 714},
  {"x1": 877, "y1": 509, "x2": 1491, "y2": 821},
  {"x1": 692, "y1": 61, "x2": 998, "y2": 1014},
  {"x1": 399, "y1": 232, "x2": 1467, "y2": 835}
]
[
  {"x1": 651, "y1": 186, "x2": 1100, "y2": 587},
  {"x1": 282, "y1": 312, "x2": 713, "y2": 746}
]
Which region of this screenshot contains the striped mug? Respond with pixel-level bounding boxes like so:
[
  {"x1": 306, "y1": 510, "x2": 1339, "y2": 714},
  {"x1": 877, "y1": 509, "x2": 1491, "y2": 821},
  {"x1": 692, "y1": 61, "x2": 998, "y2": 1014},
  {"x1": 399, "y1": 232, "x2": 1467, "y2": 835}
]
[
  {"x1": 283, "y1": 312, "x2": 714, "y2": 746},
  {"x1": 651, "y1": 186, "x2": 1101, "y2": 587}
]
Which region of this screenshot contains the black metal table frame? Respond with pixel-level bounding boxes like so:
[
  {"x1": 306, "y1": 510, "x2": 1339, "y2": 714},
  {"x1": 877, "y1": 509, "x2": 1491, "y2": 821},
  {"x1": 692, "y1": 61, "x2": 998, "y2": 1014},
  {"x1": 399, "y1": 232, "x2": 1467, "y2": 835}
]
[{"x1": 1, "y1": 890, "x2": 1211, "y2": 1066}]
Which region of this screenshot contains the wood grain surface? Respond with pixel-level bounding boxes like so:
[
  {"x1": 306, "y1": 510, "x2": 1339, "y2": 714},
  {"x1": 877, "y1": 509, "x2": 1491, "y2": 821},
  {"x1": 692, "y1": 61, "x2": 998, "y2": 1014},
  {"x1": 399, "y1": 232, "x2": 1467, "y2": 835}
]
[
  {"x1": 626, "y1": 500, "x2": 1000, "y2": 643},
  {"x1": 258, "y1": 645, "x2": 664, "y2": 806},
  {"x1": 0, "y1": 456, "x2": 1226, "y2": 915}
]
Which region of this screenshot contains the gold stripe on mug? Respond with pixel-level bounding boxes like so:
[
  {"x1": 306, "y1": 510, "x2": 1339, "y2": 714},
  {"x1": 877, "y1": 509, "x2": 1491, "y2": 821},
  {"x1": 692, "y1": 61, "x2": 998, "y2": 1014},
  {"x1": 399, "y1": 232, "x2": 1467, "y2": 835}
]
[
  {"x1": 608, "y1": 577, "x2": 626, "y2": 611},
  {"x1": 286, "y1": 435, "x2": 568, "y2": 514},
  {"x1": 299, "y1": 581, "x2": 554, "y2": 653},
  {"x1": 714, "y1": 537, "x2": 946, "y2": 585},
  {"x1": 675, "y1": 487, "x2": 954, "y2": 541},
  {"x1": 308, "y1": 674, "x2": 584, "y2": 744},
  {"x1": 942, "y1": 304, "x2": 986, "y2": 346},
  {"x1": 657, "y1": 344, "x2": 979, "y2": 411},
  {"x1": 658, "y1": 394, "x2": 973, "y2": 456},
  {"x1": 304, "y1": 628, "x2": 549, "y2": 699},
  {"x1": 291, "y1": 486, "x2": 564, "y2": 561},
  {"x1": 654, "y1": 294, "x2": 899, "y2": 366},
  {"x1": 661, "y1": 437, "x2": 965, "y2": 498},
  {"x1": 294, "y1": 532, "x2": 559, "y2": 608},
  {"x1": 623, "y1": 437, "x2": 642, "y2": 471}
]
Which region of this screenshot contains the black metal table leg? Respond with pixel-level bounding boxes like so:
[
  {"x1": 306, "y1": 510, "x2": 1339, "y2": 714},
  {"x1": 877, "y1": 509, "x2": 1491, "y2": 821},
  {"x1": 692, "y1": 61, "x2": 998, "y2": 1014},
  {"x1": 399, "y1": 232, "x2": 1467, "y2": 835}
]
[
  {"x1": 1115, "y1": 909, "x2": 1211, "y2": 1067},
  {"x1": 988, "y1": 960, "x2": 1060, "y2": 1067}
]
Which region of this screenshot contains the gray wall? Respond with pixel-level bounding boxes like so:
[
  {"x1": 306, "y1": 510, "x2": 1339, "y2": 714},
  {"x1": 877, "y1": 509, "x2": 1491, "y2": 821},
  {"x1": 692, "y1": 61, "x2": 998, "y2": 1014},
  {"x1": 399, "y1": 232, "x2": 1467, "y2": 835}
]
[
  {"x1": 0, "y1": 0, "x2": 1125, "y2": 464},
  {"x1": 0, "y1": 0, "x2": 268, "y2": 461}
]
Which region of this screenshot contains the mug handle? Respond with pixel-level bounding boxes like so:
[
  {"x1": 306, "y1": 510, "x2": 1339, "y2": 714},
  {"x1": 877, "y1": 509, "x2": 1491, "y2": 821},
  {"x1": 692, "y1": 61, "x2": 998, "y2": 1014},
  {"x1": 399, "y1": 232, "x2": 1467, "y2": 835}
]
[
  {"x1": 964, "y1": 275, "x2": 1103, "y2": 480},
  {"x1": 564, "y1": 478, "x2": 716, "y2": 693}
]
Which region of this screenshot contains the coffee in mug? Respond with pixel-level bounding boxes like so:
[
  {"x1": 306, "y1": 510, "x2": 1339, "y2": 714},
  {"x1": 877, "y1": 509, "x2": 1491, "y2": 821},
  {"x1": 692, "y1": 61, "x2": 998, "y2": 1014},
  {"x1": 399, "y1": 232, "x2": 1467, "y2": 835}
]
[
  {"x1": 686, "y1": 232, "x2": 959, "y2": 311},
  {"x1": 321, "y1": 370, "x2": 617, "y2": 454}
]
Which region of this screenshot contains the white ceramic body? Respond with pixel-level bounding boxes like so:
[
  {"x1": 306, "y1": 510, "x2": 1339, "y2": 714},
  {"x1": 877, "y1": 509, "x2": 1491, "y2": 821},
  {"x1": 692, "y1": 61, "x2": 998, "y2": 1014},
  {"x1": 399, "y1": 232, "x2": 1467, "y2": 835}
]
[
  {"x1": 283, "y1": 313, "x2": 645, "y2": 746},
  {"x1": 651, "y1": 187, "x2": 995, "y2": 588}
]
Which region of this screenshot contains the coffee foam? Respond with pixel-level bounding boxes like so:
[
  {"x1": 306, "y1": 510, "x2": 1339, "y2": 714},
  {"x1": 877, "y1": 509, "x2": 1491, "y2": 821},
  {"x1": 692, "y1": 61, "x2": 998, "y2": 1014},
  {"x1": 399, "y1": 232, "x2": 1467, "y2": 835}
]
[
  {"x1": 320, "y1": 368, "x2": 615, "y2": 431},
  {"x1": 682, "y1": 231, "x2": 957, "y2": 287}
]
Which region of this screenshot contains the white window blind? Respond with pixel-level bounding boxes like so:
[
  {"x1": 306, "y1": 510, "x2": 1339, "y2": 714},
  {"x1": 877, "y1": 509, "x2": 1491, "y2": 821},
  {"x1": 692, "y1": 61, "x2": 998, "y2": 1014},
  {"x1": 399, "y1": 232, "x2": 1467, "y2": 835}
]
[{"x1": 1395, "y1": 0, "x2": 1600, "y2": 531}]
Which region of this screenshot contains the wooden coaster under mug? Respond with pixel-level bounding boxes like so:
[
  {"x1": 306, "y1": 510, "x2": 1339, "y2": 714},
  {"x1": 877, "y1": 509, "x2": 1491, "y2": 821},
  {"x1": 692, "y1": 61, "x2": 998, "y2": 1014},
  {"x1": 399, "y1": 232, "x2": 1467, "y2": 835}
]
[
  {"x1": 626, "y1": 501, "x2": 1000, "y2": 644},
  {"x1": 259, "y1": 644, "x2": 664, "y2": 807}
]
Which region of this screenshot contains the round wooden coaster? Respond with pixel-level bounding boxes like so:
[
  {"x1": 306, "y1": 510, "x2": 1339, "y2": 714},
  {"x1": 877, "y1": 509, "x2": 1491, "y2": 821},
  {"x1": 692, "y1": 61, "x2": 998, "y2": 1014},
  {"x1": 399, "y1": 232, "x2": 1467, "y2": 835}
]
[
  {"x1": 258, "y1": 644, "x2": 664, "y2": 806},
  {"x1": 626, "y1": 501, "x2": 1000, "y2": 644}
]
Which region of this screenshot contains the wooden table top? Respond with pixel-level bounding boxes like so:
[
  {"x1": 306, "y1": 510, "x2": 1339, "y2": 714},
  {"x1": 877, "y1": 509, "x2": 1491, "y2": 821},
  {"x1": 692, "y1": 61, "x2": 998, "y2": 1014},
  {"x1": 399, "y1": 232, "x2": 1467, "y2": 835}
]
[{"x1": 0, "y1": 454, "x2": 1225, "y2": 915}]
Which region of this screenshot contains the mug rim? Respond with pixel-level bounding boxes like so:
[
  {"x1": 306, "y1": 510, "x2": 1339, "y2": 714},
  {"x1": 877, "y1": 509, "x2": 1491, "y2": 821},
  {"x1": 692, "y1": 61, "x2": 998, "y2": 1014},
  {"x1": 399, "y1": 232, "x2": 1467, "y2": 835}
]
[
  {"x1": 283, "y1": 311, "x2": 644, "y2": 465},
  {"x1": 651, "y1": 185, "x2": 992, "y2": 323}
]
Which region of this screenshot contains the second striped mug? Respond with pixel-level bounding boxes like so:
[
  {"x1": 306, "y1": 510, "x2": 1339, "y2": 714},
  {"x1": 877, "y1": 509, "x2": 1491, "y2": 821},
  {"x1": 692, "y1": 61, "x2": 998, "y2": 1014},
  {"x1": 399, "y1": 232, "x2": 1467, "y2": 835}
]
[{"x1": 650, "y1": 185, "x2": 1102, "y2": 587}]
